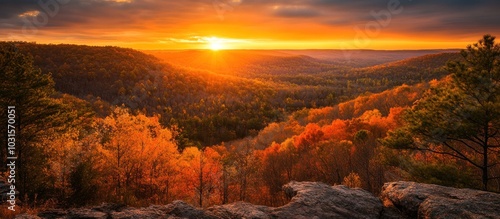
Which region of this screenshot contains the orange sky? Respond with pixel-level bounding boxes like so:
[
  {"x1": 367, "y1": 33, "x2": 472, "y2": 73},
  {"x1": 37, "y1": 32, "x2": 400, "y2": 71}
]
[{"x1": 1, "y1": 0, "x2": 499, "y2": 50}]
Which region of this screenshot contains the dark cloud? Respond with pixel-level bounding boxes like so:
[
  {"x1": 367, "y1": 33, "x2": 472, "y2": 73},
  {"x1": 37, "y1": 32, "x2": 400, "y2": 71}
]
[
  {"x1": 244, "y1": 0, "x2": 500, "y2": 30},
  {"x1": 0, "y1": 0, "x2": 499, "y2": 43},
  {"x1": 273, "y1": 6, "x2": 320, "y2": 17},
  {"x1": 0, "y1": 0, "x2": 208, "y2": 29},
  {"x1": 0, "y1": 0, "x2": 40, "y2": 19},
  {"x1": 307, "y1": 0, "x2": 500, "y2": 36}
]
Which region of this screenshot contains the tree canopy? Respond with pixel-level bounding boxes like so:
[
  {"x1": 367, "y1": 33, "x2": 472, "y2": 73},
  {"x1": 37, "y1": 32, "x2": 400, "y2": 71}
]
[{"x1": 382, "y1": 35, "x2": 500, "y2": 190}]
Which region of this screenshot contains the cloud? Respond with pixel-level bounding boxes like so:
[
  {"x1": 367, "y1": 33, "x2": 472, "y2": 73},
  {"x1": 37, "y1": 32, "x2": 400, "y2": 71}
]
[
  {"x1": 160, "y1": 36, "x2": 248, "y2": 44},
  {"x1": 0, "y1": 0, "x2": 499, "y2": 49},
  {"x1": 272, "y1": 5, "x2": 320, "y2": 18},
  {"x1": 18, "y1": 10, "x2": 41, "y2": 18}
]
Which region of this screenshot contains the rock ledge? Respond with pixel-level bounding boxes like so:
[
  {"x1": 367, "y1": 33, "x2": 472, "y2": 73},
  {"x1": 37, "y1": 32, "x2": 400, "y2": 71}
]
[{"x1": 15, "y1": 181, "x2": 500, "y2": 219}]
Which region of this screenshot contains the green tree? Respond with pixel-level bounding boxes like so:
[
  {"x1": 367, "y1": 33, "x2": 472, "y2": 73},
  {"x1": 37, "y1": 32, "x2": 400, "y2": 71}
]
[
  {"x1": 381, "y1": 35, "x2": 500, "y2": 190},
  {"x1": 0, "y1": 42, "x2": 73, "y2": 201}
]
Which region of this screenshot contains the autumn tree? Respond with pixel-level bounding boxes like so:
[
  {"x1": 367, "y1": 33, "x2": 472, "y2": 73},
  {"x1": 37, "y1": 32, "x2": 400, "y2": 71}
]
[
  {"x1": 343, "y1": 172, "x2": 362, "y2": 188},
  {"x1": 97, "y1": 107, "x2": 178, "y2": 203},
  {"x1": 382, "y1": 35, "x2": 500, "y2": 190},
  {"x1": 215, "y1": 139, "x2": 257, "y2": 203},
  {"x1": 179, "y1": 146, "x2": 222, "y2": 207}
]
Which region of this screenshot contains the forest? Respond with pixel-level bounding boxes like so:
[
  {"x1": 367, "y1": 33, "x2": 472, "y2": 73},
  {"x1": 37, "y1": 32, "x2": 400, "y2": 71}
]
[{"x1": 0, "y1": 35, "x2": 499, "y2": 216}]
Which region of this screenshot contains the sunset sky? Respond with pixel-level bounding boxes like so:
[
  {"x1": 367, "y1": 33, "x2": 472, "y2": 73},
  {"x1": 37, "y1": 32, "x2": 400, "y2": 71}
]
[{"x1": 1, "y1": 0, "x2": 499, "y2": 50}]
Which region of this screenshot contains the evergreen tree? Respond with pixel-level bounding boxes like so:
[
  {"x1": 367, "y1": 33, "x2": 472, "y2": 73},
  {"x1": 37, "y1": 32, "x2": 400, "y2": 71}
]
[
  {"x1": 381, "y1": 35, "x2": 500, "y2": 190},
  {"x1": 0, "y1": 42, "x2": 74, "y2": 201}
]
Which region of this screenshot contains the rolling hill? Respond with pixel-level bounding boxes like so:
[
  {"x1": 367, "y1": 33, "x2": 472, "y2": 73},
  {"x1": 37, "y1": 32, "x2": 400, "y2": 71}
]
[{"x1": 10, "y1": 42, "x2": 460, "y2": 146}]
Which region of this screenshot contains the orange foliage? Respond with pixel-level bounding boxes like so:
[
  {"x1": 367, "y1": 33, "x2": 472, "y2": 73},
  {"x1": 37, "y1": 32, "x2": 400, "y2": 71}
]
[
  {"x1": 321, "y1": 119, "x2": 349, "y2": 140},
  {"x1": 306, "y1": 107, "x2": 335, "y2": 125},
  {"x1": 294, "y1": 124, "x2": 324, "y2": 149}
]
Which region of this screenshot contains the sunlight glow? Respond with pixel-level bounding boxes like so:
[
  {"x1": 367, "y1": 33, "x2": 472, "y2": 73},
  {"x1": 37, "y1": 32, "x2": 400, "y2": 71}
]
[{"x1": 208, "y1": 37, "x2": 225, "y2": 51}]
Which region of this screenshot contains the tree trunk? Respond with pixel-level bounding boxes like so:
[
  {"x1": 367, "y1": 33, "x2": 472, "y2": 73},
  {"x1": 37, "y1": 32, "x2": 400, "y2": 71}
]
[
  {"x1": 199, "y1": 153, "x2": 204, "y2": 207},
  {"x1": 483, "y1": 123, "x2": 489, "y2": 191},
  {"x1": 483, "y1": 146, "x2": 488, "y2": 191}
]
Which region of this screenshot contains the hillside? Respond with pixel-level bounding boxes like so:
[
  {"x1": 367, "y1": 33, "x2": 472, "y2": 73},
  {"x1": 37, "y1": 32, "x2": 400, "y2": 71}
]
[
  {"x1": 11, "y1": 43, "x2": 459, "y2": 147},
  {"x1": 354, "y1": 52, "x2": 463, "y2": 85},
  {"x1": 14, "y1": 43, "x2": 284, "y2": 146},
  {"x1": 143, "y1": 50, "x2": 342, "y2": 77},
  {"x1": 148, "y1": 49, "x2": 459, "y2": 102},
  {"x1": 280, "y1": 49, "x2": 459, "y2": 67}
]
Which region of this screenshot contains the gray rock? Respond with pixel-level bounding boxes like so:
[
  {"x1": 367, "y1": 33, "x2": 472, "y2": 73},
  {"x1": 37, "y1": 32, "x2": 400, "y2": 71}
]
[
  {"x1": 111, "y1": 202, "x2": 218, "y2": 219},
  {"x1": 207, "y1": 181, "x2": 386, "y2": 219},
  {"x1": 92, "y1": 203, "x2": 127, "y2": 214},
  {"x1": 208, "y1": 201, "x2": 272, "y2": 219},
  {"x1": 381, "y1": 181, "x2": 500, "y2": 219},
  {"x1": 67, "y1": 208, "x2": 107, "y2": 219},
  {"x1": 271, "y1": 181, "x2": 383, "y2": 219},
  {"x1": 37, "y1": 209, "x2": 68, "y2": 219},
  {"x1": 14, "y1": 214, "x2": 42, "y2": 219},
  {"x1": 35, "y1": 208, "x2": 107, "y2": 219},
  {"x1": 163, "y1": 200, "x2": 219, "y2": 219},
  {"x1": 379, "y1": 197, "x2": 406, "y2": 219},
  {"x1": 111, "y1": 205, "x2": 169, "y2": 219}
]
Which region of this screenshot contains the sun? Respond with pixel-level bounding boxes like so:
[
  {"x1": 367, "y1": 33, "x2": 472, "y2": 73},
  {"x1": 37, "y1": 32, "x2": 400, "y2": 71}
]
[{"x1": 207, "y1": 37, "x2": 225, "y2": 51}]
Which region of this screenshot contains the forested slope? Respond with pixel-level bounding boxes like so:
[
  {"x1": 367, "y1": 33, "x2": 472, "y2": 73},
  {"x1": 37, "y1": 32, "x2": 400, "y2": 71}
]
[{"x1": 14, "y1": 43, "x2": 458, "y2": 147}]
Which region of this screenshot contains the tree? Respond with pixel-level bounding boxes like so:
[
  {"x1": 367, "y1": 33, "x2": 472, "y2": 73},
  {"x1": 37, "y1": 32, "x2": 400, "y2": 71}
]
[
  {"x1": 0, "y1": 43, "x2": 74, "y2": 201},
  {"x1": 382, "y1": 35, "x2": 500, "y2": 190},
  {"x1": 180, "y1": 147, "x2": 222, "y2": 207},
  {"x1": 97, "y1": 107, "x2": 178, "y2": 203},
  {"x1": 353, "y1": 129, "x2": 373, "y2": 190},
  {"x1": 342, "y1": 172, "x2": 362, "y2": 188}
]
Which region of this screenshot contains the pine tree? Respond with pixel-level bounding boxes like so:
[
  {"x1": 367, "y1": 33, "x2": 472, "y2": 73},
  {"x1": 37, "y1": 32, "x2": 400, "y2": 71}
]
[
  {"x1": 381, "y1": 35, "x2": 500, "y2": 190},
  {"x1": 0, "y1": 42, "x2": 74, "y2": 201}
]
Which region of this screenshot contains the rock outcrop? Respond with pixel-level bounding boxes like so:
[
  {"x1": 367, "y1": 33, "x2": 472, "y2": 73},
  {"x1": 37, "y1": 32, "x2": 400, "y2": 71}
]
[
  {"x1": 207, "y1": 201, "x2": 272, "y2": 219},
  {"x1": 17, "y1": 201, "x2": 220, "y2": 219},
  {"x1": 272, "y1": 181, "x2": 383, "y2": 218},
  {"x1": 381, "y1": 181, "x2": 500, "y2": 219},
  {"x1": 207, "y1": 181, "x2": 384, "y2": 219},
  {"x1": 15, "y1": 181, "x2": 500, "y2": 219}
]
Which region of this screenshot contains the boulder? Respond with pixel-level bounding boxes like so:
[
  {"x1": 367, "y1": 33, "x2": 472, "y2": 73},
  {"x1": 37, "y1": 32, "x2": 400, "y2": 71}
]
[
  {"x1": 37, "y1": 209, "x2": 68, "y2": 219},
  {"x1": 381, "y1": 181, "x2": 500, "y2": 219},
  {"x1": 22, "y1": 200, "x2": 218, "y2": 219},
  {"x1": 271, "y1": 181, "x2": 384, "y2": 219},
  {"x1": 208, "y1": 201, "x2": 272, "y2": 219},
  {"x1": 91, "y1": 203, "x2": 127, "y2": 214},
  {"x1": 110, "y1": 205, "x2": 170, "y2": 219},
  {"x1": 13, "y1": 214, "x2": 42, "y2": 219},
  {"x1": 36, "y1": 208, "x2": 107, "y2": 219},
  {"x1": 67, "y1": 208, "x2": 107, "y2": 219},
  {"x1": 161, "y1": 200, "x2": 218, "y2": 219}
]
